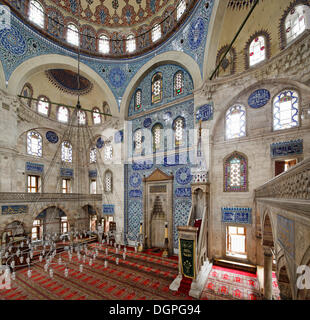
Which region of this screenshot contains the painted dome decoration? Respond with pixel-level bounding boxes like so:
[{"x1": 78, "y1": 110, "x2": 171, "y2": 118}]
[{"x1": 45, "y1": 69, "x2": 93, "y2": 95}]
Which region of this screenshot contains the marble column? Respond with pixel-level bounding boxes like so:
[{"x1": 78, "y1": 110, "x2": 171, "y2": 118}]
[{"x1": 264, "y1": 246, "x2": 273, "y2": 300}]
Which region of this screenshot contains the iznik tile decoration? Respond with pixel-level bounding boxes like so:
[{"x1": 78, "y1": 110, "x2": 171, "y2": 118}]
[
  {"x1": 270, "y1": 140, "x2": 303, "y2": 158},
  {"x1": 0, "y1": 0, "x2": 214, "y2": 111},
  {"x1": 248, "y1": 89, "x2": 271, "y2": 109},
  {"x1": 2, "y1": 205, "x2": 28, "y2": 215},
  {"x1": 126, "y1": 100, "x2": 195, "y2": 248},
  {"x1": 277, "y1": 215, "x2": 295, "y2": 258},
  {"x1": 89, "y1": 170, "x2": 97, "y2": 178},
  {"x1": 103, "y1": 204, "x2": 115, "y2": 215},
  {"x1": 221, "y1": 207, "x2": 252, "y2": 225},
  {"x1": 128, "y1": 65, "x2": 194, "y2": 117},
  {"x1": 60, "y1": 168, "x2": 74, "y2": 177},
  {"x1": 46, "y1": 131, "x2": 59, "y2": 144},
  {"x1": 114, "y1": 130, "x2": 124, "y2": 144},
  {"x1": 25, "y1": 162, "x2": 44, "y2": 173},
  {"x1": 96, "y1": 137, "x2": 104, "y2": 149},
  {"x1": 196, "y1": 103, "x2": 214, "y2": 122}
]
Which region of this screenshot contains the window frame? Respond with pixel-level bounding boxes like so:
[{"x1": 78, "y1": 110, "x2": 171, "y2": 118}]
[
  {"x1": 272, "y1": 89, "x2": 300, "y2": 132},
  {"x1": 173, "y1": 71, "x2": 184, "y2": 96},
  {"x1": 126, "y1": 34, "x2": 136, "y2": 53},
  {"x1": 173, "y1": 116, "x2": 186, "y2": 147},
  {"x1": 66, "y1": 23, "x2": 79, "y2": 47},
  {"x1": 27, "y1": 131, "x2": 43, "y2": 157},
  {"x1": 29, "y1": 0, "x2": 45, "y2": 28},
  {"x1": 36, "y1": 95, "x2": 50, "y2": 117},
  {"x1": 151, "y1": 72, "x2": 163, "y2": 104},
  {"x1": 134, "y1": 89, "x2": 142, "y2": 111},
  {"x1": 57, "y1": 106, "x2": 70, "y2": 123},
  {"x1": 98, "y1": 34, "x2": 110, "y2": 54},
  {"x1": 27, "y1": 175, "x2": 41, "y2": 193},
  {"x1": 61, "y1": 178, "x2": 71, "y2": 194},
  {"x1": 104, "y1": 170, "x2": 113, "y2": 193},
  {"x1": 61, "y1": 141, "x2": 73, "y2": 163},
  {"x1": 225, "y1": 104, "x2": 247, "y2": 141},
  {"x1": 152, "y1": 23, "x2": 161, "y2": 43},
  {"x1": 92, "y1": 107, "x2": 101, "y2": 125},
  {"x1": 226, "y1": 225, "x2": 247, "y2": 258}
]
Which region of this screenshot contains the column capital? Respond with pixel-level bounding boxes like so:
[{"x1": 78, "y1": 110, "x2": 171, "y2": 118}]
[{"x1": 263, "y1": 246, "x2": 274, "y2": 257}]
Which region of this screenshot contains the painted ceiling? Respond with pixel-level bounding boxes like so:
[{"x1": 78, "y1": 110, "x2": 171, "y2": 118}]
[
  {"x1": 47, "y1": 0, "x2": 180, "y2": 28},
  {"x1": 227, "y1": 0, "x2": 262, "y2": 10}
]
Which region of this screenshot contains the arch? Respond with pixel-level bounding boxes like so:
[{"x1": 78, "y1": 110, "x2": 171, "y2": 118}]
[
  {"x1": 277, "y1": 254, "x2": 293, "y2": 300},
  {"x1": 262, "y1": 212, "x2": 275, "y2": 248},
  {"x1": 203, "y1": 0, "x2": 229, "y2": 80},
  {"x1": 7, "y1": 54, "x2": 119, "y2": 116},
  {"x1": 120, "y1": 51, "x2": 201, "y2": 119}
]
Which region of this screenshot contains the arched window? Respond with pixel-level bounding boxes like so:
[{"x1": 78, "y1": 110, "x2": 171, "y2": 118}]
[
  {"x1": 174, "y1": 71, "x2": 184, "y2": 96},
  {"x1": 67, "y1": 23, "x2": 79, "y2": 46},
  {"x1": 134, "y1": 129, "x2": 143, "y2": 151},
  {"x1": 58, "y1": 106, "x2": 69, "y2": 123},
  {"x1": 152, "y1": 124, "x2": 163, "y2": 151},
  {"x1": 126, "y1": 34, "x2": 136, "y2": 53},
  {"x1": 61, "y1": 141, "x2": 72, "y2": 163},
  {"x1": 225, "y1": 105, "x2": 246, "y2": 140},
  {"x1": 27, "y1": 131, "x2": 42, "y2": 157},
  {"x1": 92, "y1": 108, "x2": 101, "y2": 125},
  {"x1": 21, "y1": 83, "x2": 33, "y2": 107},
  {"x1": 273, "y1": 90, "x2": 299, "y2": 131},
  {"x1": 152, "y1": 24, "x2": 161, "y2": 42},
  {"x1": 98, "y1": 34, "x2": 110, "y2": 54},
  {"x1": 224, "y1": 152, "x2": 248, "y2": 192},
  {"x1": 285, "y1": 5, "x2": 310, "y2": 44},
  {"x1": 135, "y1": 89, "x2": 142, "y2": 111},
  {"x1": 173, "y1": 117, "x2": 185, "y2": 146},
  {"x1": 152, "y1": 72, "x2": 163, "y2": 104},
  {"x1": 90, "y1": 147, "x2": 96, "y2": 163},
  {"x1": 29, "y1": 0, "x2": 44, "y2": 28},
  {"x1": 177, "y1": 0, "x2": 186, "y2": 20},
  {"x1": 249, "y1": 36, "x2": 266, "y2": 66},
  {"x1": 104, "y1": 170, "x2": 112, "y2": 193},
  {"x1": 77, "y1": 110, "x2": 86, "y2": 125},
  {"x1": 37, "y1": 96, "x2": 50, "y2": 116},
  {"x1": 104, "y1": 143, "x2": 113, "y2": 161}
]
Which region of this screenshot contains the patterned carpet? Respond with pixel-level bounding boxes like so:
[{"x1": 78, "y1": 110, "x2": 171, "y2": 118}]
[
  {"x1": 201, "y1": 265, "x2": 281, "y2": 300},
  {"x1": 0, "y1": 243, "x2": 192, "y2": 300}
]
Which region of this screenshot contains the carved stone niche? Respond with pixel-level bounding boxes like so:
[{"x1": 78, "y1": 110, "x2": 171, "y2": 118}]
[{"x1": 143, "y1": 169, "x2": 174, "y2": 255}]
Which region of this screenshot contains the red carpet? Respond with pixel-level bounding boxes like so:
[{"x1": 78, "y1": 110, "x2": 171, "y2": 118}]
[
  {"x1": 201, "y1": 265, "x2": 280, "y2": 300},
  {"x1": 177, "y1": 276, "x2": 193, "y2": 295}
]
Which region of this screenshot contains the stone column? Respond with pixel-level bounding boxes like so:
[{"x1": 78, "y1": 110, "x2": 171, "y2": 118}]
[{"x1": 264, "y1": 247, "x2": 273, "y2": 300}]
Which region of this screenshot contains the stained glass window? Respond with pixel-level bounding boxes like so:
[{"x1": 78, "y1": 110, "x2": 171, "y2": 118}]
[
  {"x1": 152, "y1": 24, "x2": 161, "y2": 42},
  {"x1": 152, "y1": 124, "x2": 162, "y2": 151},
  {"x1": 77, "y1": 110, "x2": 86, "y2": 125},
  {"x1": 285, "y1": 5, "x2": 309, "y2": 44},
  {"x1": 177, "y1": 0, "x2": 186, "y2": 20},
  {"x1": 249, "y1": 36, "x2": 266, "y2": 66},
  {"x1": 152, "y1": 73, "x2": 163, "y2": 104},
  {"x1": 98, "y1": 34, "x2": 110, "y2": 54},
  {"x1": 104, "y1": 171, "x2": 112, "y2": 193},
  {"x1": 67, "y1": 23, "x2": 79, "y2": 46},
  {"x1": 92, "y1": 108, "x2": 101, "y2": 125},
  {"x1": 224, "y1": 153, "x2": 248, "y2": 192},
  {"x1": 135, "y1": 89, "x2": 142, "y2": 111},
  {"x1": 226, "y1": 105, "x2": 246, "y2": 140},
  {"x1": 58, "y1": 106, "x2": 69, "y2": 123},
  {"x1": 27, "y1": 131, "x2": 42, "y2": 157},
  {"x1": 104, "y1": 143, "x2": 113, "y2": 161},
  {"x1": 61, "y1": 141, "x2": 72, "y2": 163},
  {"x1": 273, "y1": 90, "x2": 299, "y2": 131},
  {"x1": 173, "y1": 117, "x2": 185, "y2": 146},
  {"x1": 21, "y1": 83, "x2": 33, "y2": 107},
  {"x1": 37, "y1": 96, "x2": 50, "y2": 116},
  {"x1": 134, "y1": 129, "x2": 142, "y2": 151},
  {"x1": 126, "y1": 34, "x2": 136, "y2": 53},
  {"x1": 174, "y1": 71, "x2": 184, "y2": 96},
  {"x1": 90, "y1": 147, "x2": 97, "y2": 163},
  {"x1": 29, "y1": 0, "x2": 44, "y2": 28}
]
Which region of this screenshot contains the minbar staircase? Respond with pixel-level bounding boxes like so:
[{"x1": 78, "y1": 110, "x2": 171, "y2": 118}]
[{"x1": 170, "y1": 186, "x2": 213, "y2": 299}]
